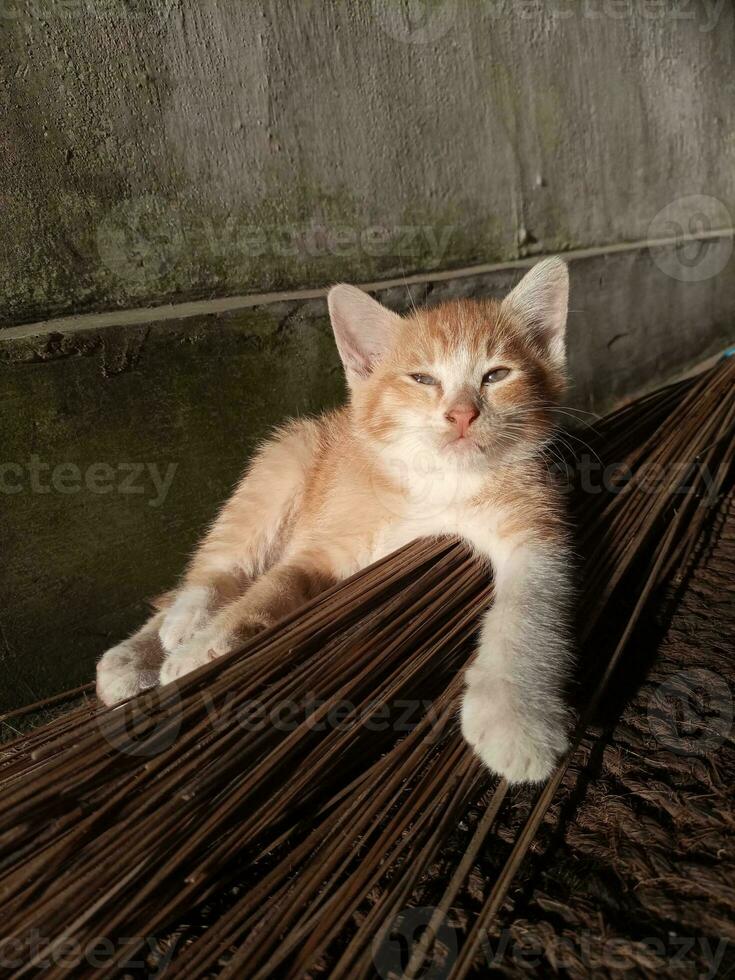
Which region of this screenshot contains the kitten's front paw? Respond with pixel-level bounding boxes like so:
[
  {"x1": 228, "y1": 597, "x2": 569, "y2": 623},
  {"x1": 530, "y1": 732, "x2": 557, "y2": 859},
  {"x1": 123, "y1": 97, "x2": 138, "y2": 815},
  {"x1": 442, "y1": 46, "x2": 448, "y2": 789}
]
[
  {"x1": 158, "y1": 617, "x2": 266, "y2": 686},
  {"x1": 461, "y1": 673, "x2": 568, "y2": 784},
  {"x1": 159, "y1": 627, "x2": 231, "y2": 685},
  {"x1": 159, "y1": 587, "x2": 212, "y2": 654},
  {"x1": 97, "y1": 641, "x2": 155, "y2": 706}
]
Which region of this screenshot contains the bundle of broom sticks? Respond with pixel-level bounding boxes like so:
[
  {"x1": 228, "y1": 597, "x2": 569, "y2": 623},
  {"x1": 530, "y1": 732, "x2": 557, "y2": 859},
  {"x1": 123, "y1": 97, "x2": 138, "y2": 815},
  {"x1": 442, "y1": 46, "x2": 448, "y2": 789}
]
[{"x1": 0, "y1": 355, "x2": 733, "y2": 978}]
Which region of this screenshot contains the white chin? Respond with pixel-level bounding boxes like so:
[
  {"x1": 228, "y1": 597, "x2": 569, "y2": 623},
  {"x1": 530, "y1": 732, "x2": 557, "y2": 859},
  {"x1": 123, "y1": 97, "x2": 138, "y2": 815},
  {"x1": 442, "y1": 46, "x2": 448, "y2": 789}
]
[
  {"x1": 442, "y1": 441, "x2": 485, "y2": 467},
  {"x1": 445, "y1": 439, "x2": 480, "y2": 454}
]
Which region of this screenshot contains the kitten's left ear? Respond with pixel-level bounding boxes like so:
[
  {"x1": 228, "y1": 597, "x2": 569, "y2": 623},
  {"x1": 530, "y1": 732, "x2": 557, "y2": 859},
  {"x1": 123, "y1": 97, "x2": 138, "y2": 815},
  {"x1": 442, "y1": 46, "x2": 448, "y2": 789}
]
[
  {"x1": 327, "y1": 284, "x2": 402, "y2": 387},
  {"x1": 501, "y1": 257, "x2": 569, "y2": 368}
]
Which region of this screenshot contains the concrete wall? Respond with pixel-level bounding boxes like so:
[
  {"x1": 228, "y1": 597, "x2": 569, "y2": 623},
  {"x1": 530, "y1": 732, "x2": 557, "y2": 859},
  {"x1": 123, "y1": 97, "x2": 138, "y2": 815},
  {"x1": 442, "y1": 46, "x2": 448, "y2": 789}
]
[
  {"x1": 2, "y1": 0, "x2": 733, "y2": 325},
  {"x1": 2, "y1": 0, "x2": 735, "y2": 710}
]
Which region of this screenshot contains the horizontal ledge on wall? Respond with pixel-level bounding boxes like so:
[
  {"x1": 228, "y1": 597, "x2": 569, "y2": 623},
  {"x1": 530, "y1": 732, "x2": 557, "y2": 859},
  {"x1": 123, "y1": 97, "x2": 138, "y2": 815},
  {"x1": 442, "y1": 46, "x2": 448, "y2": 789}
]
[{"x1": 2, "y1": 228, "x2": 734, "y2": 343}]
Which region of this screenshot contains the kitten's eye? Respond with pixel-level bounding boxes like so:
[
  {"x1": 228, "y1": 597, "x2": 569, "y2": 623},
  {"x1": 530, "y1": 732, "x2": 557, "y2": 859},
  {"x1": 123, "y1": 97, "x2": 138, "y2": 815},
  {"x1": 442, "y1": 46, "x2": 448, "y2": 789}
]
[
  {"x1": 410, "y1": 373, "x2": 439, "y2": 386},
  {"x1": 482, "y1": 367, "x2": 511, "y2": 385}
]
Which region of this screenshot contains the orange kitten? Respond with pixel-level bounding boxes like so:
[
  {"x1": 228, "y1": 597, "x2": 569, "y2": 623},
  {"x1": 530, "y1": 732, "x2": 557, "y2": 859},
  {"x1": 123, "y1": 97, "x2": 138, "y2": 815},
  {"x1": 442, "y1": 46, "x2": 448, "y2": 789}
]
[{"x1": 97, "y1": 258, "x2": 573, "y2": 783}]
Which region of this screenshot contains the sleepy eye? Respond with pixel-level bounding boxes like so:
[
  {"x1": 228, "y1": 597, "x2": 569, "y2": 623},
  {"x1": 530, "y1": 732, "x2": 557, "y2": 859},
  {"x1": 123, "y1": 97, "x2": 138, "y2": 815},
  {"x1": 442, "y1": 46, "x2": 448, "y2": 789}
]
[
  {"x1": 410, "y1": 373, "x2": 439, "y2": 386},
  {"x1": 482, "y1": 367, "x2": 511, "y2": 385}
]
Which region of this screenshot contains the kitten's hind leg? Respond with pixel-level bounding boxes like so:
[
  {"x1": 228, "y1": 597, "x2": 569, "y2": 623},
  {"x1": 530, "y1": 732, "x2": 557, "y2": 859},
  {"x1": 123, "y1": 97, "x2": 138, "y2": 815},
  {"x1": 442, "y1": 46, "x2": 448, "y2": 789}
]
[{"x1": 96, "y1": 611, "x2": 167, "y2": 706}]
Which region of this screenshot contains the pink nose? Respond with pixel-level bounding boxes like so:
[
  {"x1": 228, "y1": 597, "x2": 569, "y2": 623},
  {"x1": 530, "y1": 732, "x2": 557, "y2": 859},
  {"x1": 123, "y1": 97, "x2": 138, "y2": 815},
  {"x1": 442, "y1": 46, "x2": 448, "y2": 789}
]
[{"x1": 445, "y1": 404, "x2": 479, "y2": 437}]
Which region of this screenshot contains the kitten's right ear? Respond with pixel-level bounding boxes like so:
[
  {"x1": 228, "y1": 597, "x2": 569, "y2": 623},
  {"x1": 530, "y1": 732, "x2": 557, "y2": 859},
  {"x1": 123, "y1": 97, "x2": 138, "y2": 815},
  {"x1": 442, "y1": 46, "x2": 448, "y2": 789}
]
[
  {"x1": 501, "y1": 257, "x2": 569, "y2": 369},
  {"x1": 327, "y1": 284, "x2": 401, "y2": 386}
]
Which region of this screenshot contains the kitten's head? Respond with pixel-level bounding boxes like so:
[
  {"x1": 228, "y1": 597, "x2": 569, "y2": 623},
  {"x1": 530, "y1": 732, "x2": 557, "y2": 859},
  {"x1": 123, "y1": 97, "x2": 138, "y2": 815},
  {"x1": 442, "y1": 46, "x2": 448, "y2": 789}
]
[{"x1": 328, "y1": 258, "x2": 569, "y2": 474}]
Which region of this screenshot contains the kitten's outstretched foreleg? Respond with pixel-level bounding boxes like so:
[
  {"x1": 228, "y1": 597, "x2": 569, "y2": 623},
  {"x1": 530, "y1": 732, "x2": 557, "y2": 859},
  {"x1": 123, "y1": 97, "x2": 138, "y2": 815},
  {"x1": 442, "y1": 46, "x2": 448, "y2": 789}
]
[
  {"x1": 460, "y1": 516, "x2": 573, "y2": 784},
  {"x1": 97, "y1": 421, "x2": 319, "y2": 702},
  {"x1": 158, "y1": 419, "x2": 320, "y2": 655},
  {"x1": 159, "y1": 551, "x2": 338, "y2": 684},
  {"x1": 157, "y1": 574, "x2": 249, "y2": 656}
]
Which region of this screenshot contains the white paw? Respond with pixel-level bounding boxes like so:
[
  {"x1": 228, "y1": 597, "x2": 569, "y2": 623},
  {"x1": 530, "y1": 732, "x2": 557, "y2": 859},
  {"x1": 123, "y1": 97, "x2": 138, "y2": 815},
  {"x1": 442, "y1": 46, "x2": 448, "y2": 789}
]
[
  {"x1": 159, "y1": 587, "x2": 212, "y2": 654},
  {"x1": 96, "y1": 642, "x2": 155, "y2": 706},
  {"x1": 158, "y1": 625, "x2": 238, "y2": 686},
  {"x1": 461, "y1": 673, "x2": 568, "y2": 784}
]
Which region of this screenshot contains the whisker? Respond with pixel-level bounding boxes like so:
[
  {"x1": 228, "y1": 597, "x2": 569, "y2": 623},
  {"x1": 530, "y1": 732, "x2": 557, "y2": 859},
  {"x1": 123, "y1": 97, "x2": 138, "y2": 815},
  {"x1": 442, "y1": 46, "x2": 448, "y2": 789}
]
[
  {"x1": 398, "y1": 264, "x2": 422, "y2": 321},
  {"x1": 510, "y1": 403, "x2": 601, "y2": 432},
  {"x1": 554, "y1": 430, "x2": 603, "y2": 468}
]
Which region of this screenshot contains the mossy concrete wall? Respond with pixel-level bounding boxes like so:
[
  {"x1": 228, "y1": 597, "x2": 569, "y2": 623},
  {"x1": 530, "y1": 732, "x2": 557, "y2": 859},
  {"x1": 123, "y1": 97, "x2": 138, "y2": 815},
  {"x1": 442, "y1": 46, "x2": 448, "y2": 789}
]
[{"x1": 2, "y1": 1, "x2": 734, "y2": 325}]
